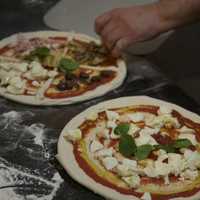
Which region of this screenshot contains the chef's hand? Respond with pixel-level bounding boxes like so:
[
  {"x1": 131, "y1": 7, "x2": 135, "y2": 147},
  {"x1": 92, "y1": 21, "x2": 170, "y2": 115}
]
[
  {"x1": 95, "y1": 4, "x2": 162, "y2": 57},
  {"x1": 95, "y1": 0, "x2": 200, "y2": 57}
]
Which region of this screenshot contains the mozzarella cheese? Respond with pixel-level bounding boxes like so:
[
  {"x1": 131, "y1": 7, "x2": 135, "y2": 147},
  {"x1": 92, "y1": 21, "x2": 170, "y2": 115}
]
[
  {"x1": 168, "y1": 153, "x2": 186, "y2": 175},
  {"x1": 6, "y1": 76, "x2": 26, "y2": 94},
  {"x1": 105, "y1": 110, "x2": 120, "y2": 121},
  {"x1": 102, "y1": 157, "x2": 118, "y2": 170},
  {"x1": 95, "y1": 147, "x2": 114, "y2": 158},
  {"x1": 135, "y1": 132, "x2": 158, "y2": 146},
  {"x1": 178, "y1": 133, "x2": 197, "y2": 146},
  {"x1": 128, "y1": 112, "x2": 145, "y2": 122},
  {"x1": 158, "y1": 105, "x2": 172, "y2": 115},
  {"x1": 106, "y1": 121, "x2": 117, "y2": 129},
  {"x1": 127, "y1": 123, "x2": 140, "y2": 137},
  {"x1": 86, "y1": 112, "x2": 98, "y2": 121},
  {"x1": 148, "y1": 114, "x2": 180, "y2": 129},
  {"x1": 141, "y1": 192, "x2": 152, "y2": 200},
  {"x1": 122, "y1": 174, "x2": 140, "y2": 188},
  {"x1": 181, "y1": 169, "x2": 199, "y2": 181},
  {"x1": 29, "y1": 61, "x2": 48, "y2": 79},
  {"x1": 64, "y1": 128, "x2": 82, "y2": 142},
  {"x1": 48, "y1": 70, "x2": 58, "y2": 78},
  {"x1": 90, "y1": 140, "x2": 104, "y2": 153},
  {"x1": 0, "y1": 61, "x2": 28, "y2": 72},
  {"x1": 139, "y1": 127, "x2": 160, "y2": 136}
]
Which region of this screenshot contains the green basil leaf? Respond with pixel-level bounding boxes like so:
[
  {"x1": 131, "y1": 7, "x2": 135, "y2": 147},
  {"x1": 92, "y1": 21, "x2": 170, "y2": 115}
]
[
  {"x1": 119, "y1": 134, "x2": 136, "y2": 157},
  {"x1": 114, "y1": 123, "x2": 130, "y2": 136},
  {"x1": 174, "y1": 139, "x2": 193, "y2": 149},
  {"x1": 135, "y1": 144, "x2": 154, "y2": 160},
  {"x1": 33, "y1": 47, "x2": 50, "y2": 57},
  {"x1": 59, "y1": 58, "x2": 80, "y2": 72},
  {"x1": 155, "y1": 144, "x2": 176, "y2": 153}
]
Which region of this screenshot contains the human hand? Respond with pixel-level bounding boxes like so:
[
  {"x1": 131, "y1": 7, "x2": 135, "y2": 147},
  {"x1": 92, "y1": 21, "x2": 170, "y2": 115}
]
[{"x1": 95, "y1": 4, "x2": 163, "y2": 57}]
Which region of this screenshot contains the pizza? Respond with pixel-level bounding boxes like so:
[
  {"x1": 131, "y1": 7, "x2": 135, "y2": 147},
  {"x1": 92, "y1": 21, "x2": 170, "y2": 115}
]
[
  {"x1": 57, "y1": 96, "x2": 200, "y2": 200},
  {"x1": 0, "y1": 31, "x2": 126, "y2": 105}
]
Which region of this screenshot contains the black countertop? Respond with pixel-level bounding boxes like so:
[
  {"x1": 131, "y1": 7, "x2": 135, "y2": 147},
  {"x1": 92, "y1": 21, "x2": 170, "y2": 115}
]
[{"x1": 0, "y1": 1, "x2": 200, "y2": 200}]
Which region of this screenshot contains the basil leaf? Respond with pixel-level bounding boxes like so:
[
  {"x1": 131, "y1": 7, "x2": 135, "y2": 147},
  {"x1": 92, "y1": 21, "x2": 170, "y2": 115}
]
[
  {"x1": 155, "y1": 144, "x2": 176, "y2": 153},
  {"x1": 33, "y1": 47, "x2": 50, "y2": 57},
  {"x1": 174, "y1": 139, "x2": 192, "y2": 149},
  {"x1": 119, "y1": 134, "x2": 136, "y2": 157},
  {"x1": 135, "y1": 144, "x2": 154, "y2": 160},
  {"x1": 114, "y1": 123, "x2": 130, "y2": 136},
  {"x1": 59, "y1": 58, "x2": 79, "y2": 72}
]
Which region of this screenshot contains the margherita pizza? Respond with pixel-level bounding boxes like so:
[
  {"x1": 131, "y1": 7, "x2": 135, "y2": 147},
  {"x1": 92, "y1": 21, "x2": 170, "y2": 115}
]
[
  {"x1": 57, "y1": 96, "x2": 200, "y2": 200},
  {"x1": 0, "y1": 31, "x2": 126, "y2": 105}
]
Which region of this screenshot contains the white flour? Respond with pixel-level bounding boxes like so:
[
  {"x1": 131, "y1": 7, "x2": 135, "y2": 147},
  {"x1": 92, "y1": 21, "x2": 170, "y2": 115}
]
[{"x1": 0, "y1": 110, "x2": 63, "y2": 200}]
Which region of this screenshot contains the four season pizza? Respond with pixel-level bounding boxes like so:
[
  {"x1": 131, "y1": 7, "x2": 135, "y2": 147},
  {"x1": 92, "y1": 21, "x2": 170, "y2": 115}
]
[
  {"x1": 58, "y1": 97, "x2": 200, "y2": 200},
  {"x1": 0, "y1": 31, "x2": 126, "y2": 105}
]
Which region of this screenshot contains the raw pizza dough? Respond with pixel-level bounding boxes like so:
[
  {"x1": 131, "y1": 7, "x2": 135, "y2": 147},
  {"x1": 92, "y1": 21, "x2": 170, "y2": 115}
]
[
  {"x1": 57, "y1": 96, "x2": 200, "y2": 200},
  {"x1": 0, "y1": 31, "x2": 127, "y2": 105}
]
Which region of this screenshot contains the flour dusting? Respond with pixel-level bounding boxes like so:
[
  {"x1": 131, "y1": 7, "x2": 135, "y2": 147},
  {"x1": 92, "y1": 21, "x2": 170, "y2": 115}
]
[{"x1": 0, "y1": 110, "x2": 63, "y2": 200}]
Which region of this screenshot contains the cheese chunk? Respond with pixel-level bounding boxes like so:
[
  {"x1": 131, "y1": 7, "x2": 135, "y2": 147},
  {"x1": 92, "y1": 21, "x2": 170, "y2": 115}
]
[
  {"x1": 148, "y1": 114, "x2": 180, "y2": 129},
  {"x1": 122, "y1": 174, "x2": 140, "y2": 188},
  {"x1": 6, "y1": 76, "x2": 26, "y2": 94},
  {"x1": 127, "y1": 123, "x2": 140, "y2": 137},
  {"x1": 0, "y1": 61, "x2": 28, "y2": 72},
  {"x1": 48, "y1": 70, "x2": 58, "y2": 78},
  {"x1": 0, "y1": 70, "x2": 20, "y2": 86},
  {"x1": 102, "y1": 157, "x2": 118, "y2": 170},
  {"x1": 106, "y1": 110, "x2": 119, "y2": 121},
  {"x1": 168, "y1": 153, "x2": 186, "y2": 175},
  {"x1": 90, "y1": 140, "x2": 104, "y2": 153},
  {"x1": 139, "y1": 127, "x2": 160, "y2": 136},
  {"x1": 178, "y1": 133, "x2": 197, "y2": 146},
  {"x1": 64, "y1": 128, "x2": 82, "y2": 142},
  {"x1": 122, "y1": 158, "x2": 137, "y2": 169},
  {"x1": 29, "y1": 61, "x2": 48, "y2": 79},
  {"x1": 154, "y1": 161, "x2": 171, "y2": 176},
  {"x1": 135, "y1": 133, "x2": 158, "y2": 146},
  {"x1": 128, "y1": 112, "x2": 145, "y2": 122},
  {"x1": 106, "y1": 121, "x2": 116, "y2": 129},
  {"x1": 185, "y1": 151, "x2": 200, "y2": 170},
  {"x1": 181, "y1": 169, "x2": 199, "y2": 181},
  {"x1": 141, "y1": 192, "x2": 152, "y2": 200},
  {"x1": 158, "y1": 106, "x2": 172, "y2": 115},
  {"x1": 86, "y1": 112, "x2": 98, "y2": 121},
  {"x1": 96, "y1": 147, "x2": 114, "y2": 157}
]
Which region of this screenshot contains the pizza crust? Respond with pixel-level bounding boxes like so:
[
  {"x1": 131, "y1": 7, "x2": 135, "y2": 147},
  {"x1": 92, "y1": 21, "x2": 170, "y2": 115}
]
[
  {"x1": 57, "y1": 96, "x2": 200, "y2": 200},
  {"x1": 0, "y1": 31, "x2": 127, "y2": 105}
]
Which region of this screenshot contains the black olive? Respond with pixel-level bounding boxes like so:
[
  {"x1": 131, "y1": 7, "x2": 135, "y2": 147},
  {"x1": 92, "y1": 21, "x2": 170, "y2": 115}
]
[
  {"x1": 100, "y1": 70, "x2": 114, "y2": 77},
  {"x1": 57, "y1": 81, "x2": 68, "y2": 91},
  {"x1": 65, "y1": 73, "x2": 77, "y2": 81},
  {"x1": 90, "y1": 76, "x2": 101, "y2": 82},
  {"x1": 79, "y1": 72, "x2": 89, "y2": 79}
]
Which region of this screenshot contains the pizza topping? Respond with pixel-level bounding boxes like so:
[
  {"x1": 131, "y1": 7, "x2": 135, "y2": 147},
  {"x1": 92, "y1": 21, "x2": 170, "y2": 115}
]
[
  {"x1": 6, "y1": 76, "x2": 26, "y2": 95},
  {"x1": 127, "y1": 123, "x2": 140, "y2": 137},
  {"x1": 114, "y1": 123, "x2": 130, "y2": 136},
  {"x1": 59, "y1": 58, "x2": 80, "y2": 73},
  {"x1": 0, "y1": 61, "x2": 28, "y2": 72},
  {"x1": 95, "y1": 147, "x2": 114, "y2": 158},
  {"x1": 24, "y1": 47, "x2": 50, "y2": 61},
  {"x1": 141, "y1": 192, "x2": 152, "y2": 200},
  {"x1": 106, "y1": 110, "x2": 120, "y2": 121},
  {"x1": 28, "y1": 61, "x2": 48, "y2": 79},
  {"x1": 128, "y1": 112, "x2": 145, "y2": 122},
  {"x1": 100, "y1": 70, "x2": 114, "y2": 78},
  {"x1": 157, "y1": 105, "x2": 172, "y2": 115},
  {"x1": 64, "y1": 128, "x2": 82, "y2": 142},
  {"x1": 102, "y1": 157, "x2": 118, "y2": 170},
  {"x1": 122, "y1": 174, "x2": 141, "y2": 188},
  {"x1": 90, "y1": 140, "x2": 104, "y2": 153}
]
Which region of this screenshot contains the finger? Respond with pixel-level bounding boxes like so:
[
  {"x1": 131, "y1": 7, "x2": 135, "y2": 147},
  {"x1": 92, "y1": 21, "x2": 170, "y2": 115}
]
[
  {"x1": 112, "y1": 37, "x2": 134, "y2": 57},
  {"x1": 95, "y1": 11, "x2": 112, "y2": 34}
]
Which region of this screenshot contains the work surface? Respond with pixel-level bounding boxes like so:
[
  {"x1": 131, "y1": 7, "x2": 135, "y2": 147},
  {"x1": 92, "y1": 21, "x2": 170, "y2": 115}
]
[{"x1": 0, "y1": 0, "x2": 200, "y2": 200}]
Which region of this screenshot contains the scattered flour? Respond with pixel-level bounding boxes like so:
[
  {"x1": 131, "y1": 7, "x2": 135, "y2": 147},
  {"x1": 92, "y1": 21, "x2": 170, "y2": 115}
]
[
  {"x1": 0, "y1": 110, "x2": 63, "y2": 200},
  {"x1": 25, "y1": 123, "x2": 46, "y2": 147}
]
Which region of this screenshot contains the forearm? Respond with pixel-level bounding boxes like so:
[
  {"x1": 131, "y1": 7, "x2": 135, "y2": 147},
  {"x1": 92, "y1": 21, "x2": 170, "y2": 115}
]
[{"x1": 156, "y1": 0, "x2": 200, "y2": 32}]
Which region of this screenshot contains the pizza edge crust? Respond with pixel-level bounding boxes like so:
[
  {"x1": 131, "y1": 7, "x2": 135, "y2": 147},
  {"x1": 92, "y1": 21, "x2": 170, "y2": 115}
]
[
  {"x1": 57, "y1": 96, "x2": 200, "y2": 200},
  {"x1": 0, "y1": 31, "x2": 127, "y2": 106}
]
